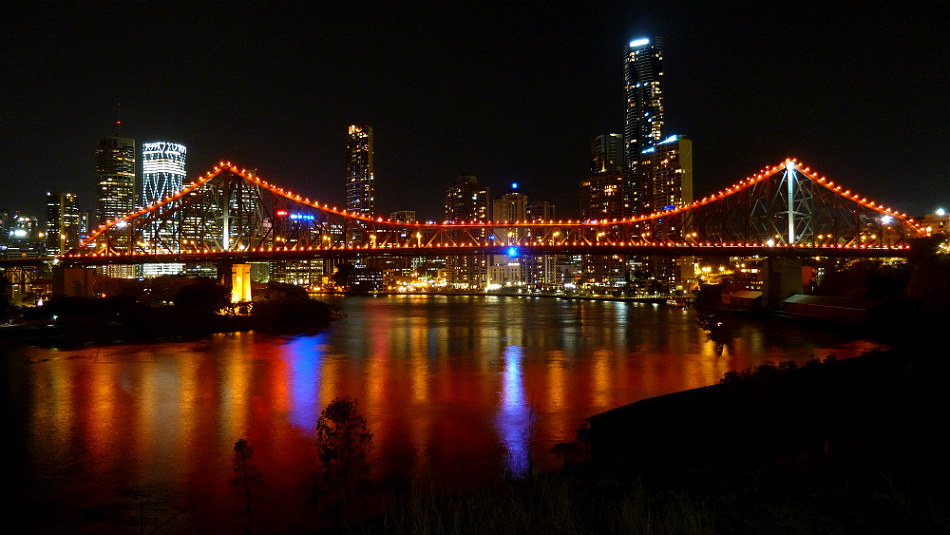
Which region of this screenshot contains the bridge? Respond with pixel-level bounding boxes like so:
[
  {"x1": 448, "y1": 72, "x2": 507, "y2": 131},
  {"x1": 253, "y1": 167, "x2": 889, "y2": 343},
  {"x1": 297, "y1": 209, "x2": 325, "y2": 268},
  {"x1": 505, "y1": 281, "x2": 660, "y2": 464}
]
[
  {"x1": 52, "y1": 157, "x2": 923, "y2": 264},
  {"x1": 0, "y1": 158, "x2": 931, "y2": 303}
]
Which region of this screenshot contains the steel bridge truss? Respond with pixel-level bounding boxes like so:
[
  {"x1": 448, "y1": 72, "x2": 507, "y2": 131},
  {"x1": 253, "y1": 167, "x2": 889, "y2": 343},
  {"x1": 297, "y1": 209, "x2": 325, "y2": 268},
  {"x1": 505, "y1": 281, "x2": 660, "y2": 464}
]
[
  {"x1": 76, "y1": 160, "x2": 924, "y2": 259},
  {"x1": 638, "y1": 161, "x2": 920, "y2": 247}
]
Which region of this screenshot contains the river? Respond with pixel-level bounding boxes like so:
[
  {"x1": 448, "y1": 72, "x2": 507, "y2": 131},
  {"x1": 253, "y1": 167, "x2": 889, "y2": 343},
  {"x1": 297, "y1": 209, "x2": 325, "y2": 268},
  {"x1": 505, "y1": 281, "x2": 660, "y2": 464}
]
[{"x1": 3, "y1": 295, "x2": 884, "y2": 533}]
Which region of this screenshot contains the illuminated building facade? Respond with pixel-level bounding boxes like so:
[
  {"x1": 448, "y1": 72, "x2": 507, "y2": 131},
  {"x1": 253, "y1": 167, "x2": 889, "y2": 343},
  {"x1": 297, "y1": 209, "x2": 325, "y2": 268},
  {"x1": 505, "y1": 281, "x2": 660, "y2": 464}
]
[
  {"x1": 591, "y1": 133, "x2": 624, "y2": 175},
  {"x1": 640, "y1": 135, "x2": 694, "y2": 292},
  {"x1": 141, "y1": 142, "x2": 187, "y2": 276},
  {"x1": 45, "y1": 192, "x2": 81, "y2": 255},
  {"x1": 142, "y1": 142, "x2": 187, "y2": 206},
  {"x1": 346, "y1": 125, "x2": 375, "y2": 216},
  {"x1": 493, "y1": 188, "x2": 527, "y2": 223},
  {"x1": 624, "y1": 37, "x2": 664, "y2": 216},
  {"x1": 582, "y1": 135, "x2": 628, "y2": 288},
  {"x1": 526, "y1": 201, "x2": 555, "y2": 222},
  {"x1": 445, "y1": 174, "x2": 489, "y2": 287},
  {"x1": 640, "y1": 135, "x2": 693, "y2": 214},
  {"x1": 579, "y1": 173, "x2": 625, "y2": 220},
  {"x1": 445, "y1": 174, "x2": 489, "y2": 222},
  {"x1": 96, "y1": 136, "x2": 136, "y2": 226}
]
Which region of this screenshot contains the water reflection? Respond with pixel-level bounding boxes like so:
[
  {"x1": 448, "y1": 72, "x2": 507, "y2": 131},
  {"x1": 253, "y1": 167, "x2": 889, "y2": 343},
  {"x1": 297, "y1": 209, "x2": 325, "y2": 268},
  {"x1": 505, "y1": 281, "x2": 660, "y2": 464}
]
[
  {"x1": 284, "y1": 334, "x2": 324, "y2": 431},
  {"x1": 6, "y1": 295, "x2": 886, "y2": 533},
  {"x1": 496, "y1": 345, "x2": 529, "y2": 477}
]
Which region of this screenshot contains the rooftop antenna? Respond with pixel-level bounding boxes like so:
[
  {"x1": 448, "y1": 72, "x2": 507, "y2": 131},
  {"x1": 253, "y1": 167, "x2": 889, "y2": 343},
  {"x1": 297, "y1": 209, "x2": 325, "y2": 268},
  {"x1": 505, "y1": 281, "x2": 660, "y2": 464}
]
[{"x1": 113, "y1": 103, "x2": 122, "y2": 136}]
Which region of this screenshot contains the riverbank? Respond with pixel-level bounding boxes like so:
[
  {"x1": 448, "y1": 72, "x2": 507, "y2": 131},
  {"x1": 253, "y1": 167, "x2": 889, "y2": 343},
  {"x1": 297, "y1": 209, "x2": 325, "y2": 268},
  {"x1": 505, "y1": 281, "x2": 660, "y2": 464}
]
[
  {"x1": 332, "y1": 338, "x2": 950, "y2": 534},
  {"x1": 0, "y1": 296, "x2": 340, "y2": 349}
]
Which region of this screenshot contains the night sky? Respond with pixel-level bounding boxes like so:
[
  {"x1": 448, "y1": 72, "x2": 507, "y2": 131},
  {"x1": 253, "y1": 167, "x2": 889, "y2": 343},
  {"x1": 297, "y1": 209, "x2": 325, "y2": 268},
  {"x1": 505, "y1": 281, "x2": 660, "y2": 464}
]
[{"x1": 3, "y1": 1, "x2": 948, "y2": 223}]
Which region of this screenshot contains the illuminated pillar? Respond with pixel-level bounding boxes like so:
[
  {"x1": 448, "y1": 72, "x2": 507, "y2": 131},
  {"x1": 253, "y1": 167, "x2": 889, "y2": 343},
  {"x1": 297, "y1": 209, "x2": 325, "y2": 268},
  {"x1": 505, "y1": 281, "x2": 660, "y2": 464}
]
[
  {"x1": 231, "y1": 264, "x2": 252, "y2": 302},
  {"x1": 786, "y1": 160, "x2": 796, "y2": 244}
]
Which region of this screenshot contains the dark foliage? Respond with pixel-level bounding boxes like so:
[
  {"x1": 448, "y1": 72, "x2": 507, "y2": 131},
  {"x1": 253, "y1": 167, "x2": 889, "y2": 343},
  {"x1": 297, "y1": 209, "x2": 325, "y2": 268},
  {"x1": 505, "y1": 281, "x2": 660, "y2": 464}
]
[
  {"x1": 173, "y1": 280, "x2": 230, "y2": 314},
  {"x1": 315, "y1": 396, "x2": 373, "y2": 501}
]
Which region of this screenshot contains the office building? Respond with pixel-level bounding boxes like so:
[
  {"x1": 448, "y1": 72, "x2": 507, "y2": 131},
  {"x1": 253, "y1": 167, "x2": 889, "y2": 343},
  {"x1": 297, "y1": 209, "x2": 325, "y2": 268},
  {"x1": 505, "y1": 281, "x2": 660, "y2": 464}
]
[
  {"x1": 444, "y1": 174, "x2": 489, "y2": 288},
  {"x1": 45, "y1": 192, "x2": 81, "y2": 255},
  {"x1": 591, "y1": 133, "x2": 624, "y2": 174},
  {"x1": 445, "y1": 174, "x2": 489, "y2": 223},
  {"x1": 624, "y1": 37, "x2": 664, "y2": 216},
  {"x1": 493, "y1": 187, "x2": 527, "y2": 223},
  {"x1": 640, "y1": 135, "x2": 693, "y2": 214},
  {"x1": 346, "y1": 125, "x2": 375, "y2": 216},
  {"x1": 95, "y1": 136, "x2": 136, "y2": 226},
  {"x1": 582, "y1": 134, "x2": 629, "y2": 288},
  {"x1": 142, "y1": 142, "x2": 187, "y2": 206},
  {"x1": 526, "y1": 201, "x2": 555, "y2": 222}
]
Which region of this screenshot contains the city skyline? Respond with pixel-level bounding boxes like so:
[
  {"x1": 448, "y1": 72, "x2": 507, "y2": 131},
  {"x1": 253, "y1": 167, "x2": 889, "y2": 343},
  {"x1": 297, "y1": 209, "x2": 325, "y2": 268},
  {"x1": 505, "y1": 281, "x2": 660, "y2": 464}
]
[{"x1": 2, "y1": 1, "x2": 948, "y2": 223}]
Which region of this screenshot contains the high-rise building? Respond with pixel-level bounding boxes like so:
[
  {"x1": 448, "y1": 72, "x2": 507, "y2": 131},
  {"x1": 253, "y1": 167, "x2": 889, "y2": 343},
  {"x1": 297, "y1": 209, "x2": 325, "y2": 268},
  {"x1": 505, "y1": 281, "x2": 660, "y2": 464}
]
[
  {"x1": 493, "y1": 187, "x2": 527, "y2": 223},
  {"x1": 582, "y1": 134, "x2": 629, "y2": 288},
  {"x1": 640, "y1": 135, "x2": 693, "y2": 214},
  {"x1": 444, "y1": 174, "x2": 489, "y2": 288},
  {"x1": 591, "y1": 134, "x2": 624, "y2": 175},
  {"x1": 46, "y1": 192, "x2": 81, "y2": 255},
  {"x1": 579, "y1": 173, "x2": 625, "y2": 220},
  {"x1": 526, "y1": 201, "x2": 555, "y2": 222},
  {"x1": 640, "y1": 135, "x2": 694, "y2": 291},
  {"x1": 96, "y1": 136, "x2": 136, "y2": 226},
  {"x1": 346, "y1": 125, "x2": 375, "y2": 217},
  {"x1": 445, "y1": 174, "x2": 489, "y2": 223},
  {"x1": 142, "y1": 142, "x2": 187, "y2": 206},
  {"x1": 624, "y1": 37, "x2": 664, "y2": 216}
]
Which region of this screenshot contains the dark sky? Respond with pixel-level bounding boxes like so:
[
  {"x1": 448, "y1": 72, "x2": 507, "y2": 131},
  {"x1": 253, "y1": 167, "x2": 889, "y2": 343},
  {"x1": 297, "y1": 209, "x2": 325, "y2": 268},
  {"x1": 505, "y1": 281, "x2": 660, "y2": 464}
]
[{"x1": 3, "y1": 0, "x2": 949, "y2": 223}]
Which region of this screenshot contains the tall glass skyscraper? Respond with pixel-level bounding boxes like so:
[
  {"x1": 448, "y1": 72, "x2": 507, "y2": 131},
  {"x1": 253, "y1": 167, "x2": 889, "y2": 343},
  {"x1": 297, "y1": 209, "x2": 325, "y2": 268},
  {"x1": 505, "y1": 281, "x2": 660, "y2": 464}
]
[
  {"x1": 95, "y1": 136, "x2": 136, "y2": 226},
  {"x1": 142, "y1": 142, "x2": 187, "y2": 206},
  {"x1": 345, "y1": 125, "x2": 375, "y2": 216},
  {"x1": 45, "y1": 192, "x2": 80, "y2": 255},
  {"x1": 624, "y1": 37, "x2": 664, "y2": 216}
]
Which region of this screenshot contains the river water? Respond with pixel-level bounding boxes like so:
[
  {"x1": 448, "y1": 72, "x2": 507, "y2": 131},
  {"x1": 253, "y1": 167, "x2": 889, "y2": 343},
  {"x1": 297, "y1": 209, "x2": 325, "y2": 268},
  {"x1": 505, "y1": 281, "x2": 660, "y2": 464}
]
[{"x1": 4, "y1": 295, "x2": 884, "y2": 533}]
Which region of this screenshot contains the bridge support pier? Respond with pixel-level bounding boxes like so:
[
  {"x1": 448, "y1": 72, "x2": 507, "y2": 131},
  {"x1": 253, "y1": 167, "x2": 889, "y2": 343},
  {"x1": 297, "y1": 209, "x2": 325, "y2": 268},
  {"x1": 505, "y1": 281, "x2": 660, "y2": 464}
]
[
  {"x1": 762, "y1": 257, "x2": 803, "y2": 310},
  {"x1": 52, "y1": 266, "x2": 97, "y2": 298},
  {"x1": 217, "y1": 261, "x2": 252, "y2": 303}
]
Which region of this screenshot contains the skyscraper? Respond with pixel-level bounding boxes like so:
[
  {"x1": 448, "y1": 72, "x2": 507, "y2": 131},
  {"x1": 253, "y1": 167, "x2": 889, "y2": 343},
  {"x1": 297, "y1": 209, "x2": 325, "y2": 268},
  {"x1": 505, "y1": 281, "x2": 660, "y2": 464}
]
[
  {"x1": 444, "y1": 174, "x2": 489, "y2": 288},
  {"x1": 96, "y1": 135, "x2": 136, "y2": 226},
  {"x1": 444, "y1": 174, "x2": 489, "y2": 223},
  {"x1": 591, "y1": 133, "x2": 624, "y2": 175},
  {"x1": 581, "y1": 135, "x2": 628, "y2": 288},
  {"x1": 624, "y1": 37, "x2": 664, "y2": 216},
  {"x1": 46, "y1": 192, "x2": 80, "y2": 255},
  {"x1": 640, "y1": 135, "x2": 693, "y2": 213},
  {"x1": 640, "y1": 135, "x2": 694, "y2": 292},
  {"x1": 345, "y1": 125, "x2": 375, "y2": 216},
  {"x1": 142, "y1": 142, "x2": 187, "y2": 206}
]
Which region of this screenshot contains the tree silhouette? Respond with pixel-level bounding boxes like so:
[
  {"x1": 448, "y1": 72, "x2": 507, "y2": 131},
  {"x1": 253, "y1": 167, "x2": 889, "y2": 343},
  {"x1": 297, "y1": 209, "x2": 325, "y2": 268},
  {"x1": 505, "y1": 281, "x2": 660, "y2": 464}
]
[
  {"x1": 315, "y1": 396, "x2": 373, "y2": 500},
  {"x1": 232, "y1": 438, "x2": 262, "y2": 535}
]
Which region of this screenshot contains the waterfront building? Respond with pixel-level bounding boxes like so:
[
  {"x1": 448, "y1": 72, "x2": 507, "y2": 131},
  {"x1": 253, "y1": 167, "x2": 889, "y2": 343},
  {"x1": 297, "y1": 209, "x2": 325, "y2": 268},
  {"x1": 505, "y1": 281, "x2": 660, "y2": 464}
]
[
  {"x1": 579, "y1": 172, "x2": 625, "y2": 220},
  {"x1": 640, "y1": 135, "x2": 694, "y2": 292},
  {"x1": 142, "y1": 142, "x2": 187, "y2": 206},
  {"x1": 346, "y1": 125, "x2": 375, "y2": 217},
  {"x1": 445, "y1": 174, "x2": 489, "y2": 223},
  {"x1": 45, "y1": 192, "x2": 81, "y2": 255},
  {"x1": 141, "y1": 142, "x2": 187, "y2": 276},
  {"x1": 444, "y1": 174, "x2": 489, "y2": 288},
  {"x1": 493, "y1": 187, "x2": 527, "y2": 223},
  {"x1": 95, "y1": 135, "x2": 136, "y2": 227},
  {"x1": 640, "y1": 135, "x2": 693, "y2": 215},
  {"x1": 526, "y1": 201, "x2": 555, "y2": 222},
  {"x1": 581, "y1": 136, "x2": 629, "y2": 289},
  {"x1": 591, "y1": 133, "x2": 624, "y2": 175},
  {"x1": 624, "y1": 37, "x2": 664, "y2": 216},
  {"x1": 390, "y1": 210, "x2": 416, "y2": 223}
]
